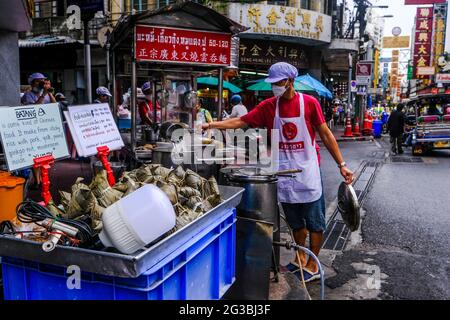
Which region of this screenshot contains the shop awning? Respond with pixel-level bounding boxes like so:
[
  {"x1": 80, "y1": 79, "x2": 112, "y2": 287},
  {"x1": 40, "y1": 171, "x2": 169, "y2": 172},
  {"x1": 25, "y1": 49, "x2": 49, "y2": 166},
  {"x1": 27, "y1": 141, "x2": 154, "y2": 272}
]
[
  {"x1": 295, "y1": 74, "x2": 333, "y2": 100},
  {"x1": 197, "y1": 76, "x2": 242, "y2": 93},
  {"x1": 108, "y1": 0, "x2": 247, "y2": 50},
  {"x1": 19, "y1": 35, "x2": 78, "y2": 48}
]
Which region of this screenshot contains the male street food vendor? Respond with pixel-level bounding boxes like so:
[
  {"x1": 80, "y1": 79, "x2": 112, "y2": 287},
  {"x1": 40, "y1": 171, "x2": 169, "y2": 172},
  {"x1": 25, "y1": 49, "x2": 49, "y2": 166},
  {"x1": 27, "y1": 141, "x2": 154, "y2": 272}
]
[{"x1": 202, "y1": 62, "x2": 353, "y2": 282}]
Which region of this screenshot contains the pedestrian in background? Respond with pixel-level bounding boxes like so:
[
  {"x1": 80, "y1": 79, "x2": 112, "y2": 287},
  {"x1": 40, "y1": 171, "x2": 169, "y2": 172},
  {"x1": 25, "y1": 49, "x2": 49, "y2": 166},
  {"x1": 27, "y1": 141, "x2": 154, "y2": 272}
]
[
  {"x1": 94, "y1": 86, "x2": 112, "y2": 104},
  {"x1": 388, "y1": 104, "x2": 406, "y2": 155},
  {"x1": 226, "y1": 94, "x2": 248, "y2": 119},
  {"x1": 21, "y1": 73, "x2": 56, "y2": 105}
]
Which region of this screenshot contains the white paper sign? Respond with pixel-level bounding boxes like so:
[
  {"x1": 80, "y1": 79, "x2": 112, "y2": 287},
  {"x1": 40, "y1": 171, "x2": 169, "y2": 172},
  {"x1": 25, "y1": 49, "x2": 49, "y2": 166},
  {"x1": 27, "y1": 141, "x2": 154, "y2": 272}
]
[
  {"x1": 65, "y1": 103, "x2": 124, "y2": 157},
  {"x1": 0, "y1": 104, "x2": 69, "y2": 171}
]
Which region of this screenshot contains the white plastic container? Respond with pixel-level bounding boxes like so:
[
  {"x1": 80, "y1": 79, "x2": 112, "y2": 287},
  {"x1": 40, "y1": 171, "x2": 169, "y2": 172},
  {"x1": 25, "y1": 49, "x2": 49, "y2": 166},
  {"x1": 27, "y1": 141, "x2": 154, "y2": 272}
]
[{"x1": 99, "y1": 184, "x2": 176, "y2": 254}]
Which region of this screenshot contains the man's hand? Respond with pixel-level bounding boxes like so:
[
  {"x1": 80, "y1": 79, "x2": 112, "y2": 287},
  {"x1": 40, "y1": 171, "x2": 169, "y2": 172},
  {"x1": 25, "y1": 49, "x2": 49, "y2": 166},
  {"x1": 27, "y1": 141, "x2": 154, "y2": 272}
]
[
  {"x1": 340, "y1": 166, "x2": 354, "y2": 184},
  {"x1": 201, "y1": 123, "x2": 210, "y2": 130}
]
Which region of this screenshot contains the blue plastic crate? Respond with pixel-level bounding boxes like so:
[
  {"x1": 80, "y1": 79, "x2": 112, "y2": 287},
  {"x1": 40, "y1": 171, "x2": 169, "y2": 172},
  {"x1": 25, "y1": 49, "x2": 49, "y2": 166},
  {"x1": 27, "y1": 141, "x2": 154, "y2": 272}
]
[
  {"x1": 1, "y1": 208, "x2": 236, "y2": 300},
  {"x1": 118, "y1": 118, "x2": 131, "y2": 129}
]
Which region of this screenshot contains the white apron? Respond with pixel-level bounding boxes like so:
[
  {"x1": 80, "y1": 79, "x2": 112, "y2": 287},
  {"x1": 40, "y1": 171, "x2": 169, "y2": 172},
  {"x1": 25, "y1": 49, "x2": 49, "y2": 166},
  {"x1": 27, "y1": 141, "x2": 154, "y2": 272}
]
[{"x1": 274, "y1": 93, "x2": 323, "y2": 204}]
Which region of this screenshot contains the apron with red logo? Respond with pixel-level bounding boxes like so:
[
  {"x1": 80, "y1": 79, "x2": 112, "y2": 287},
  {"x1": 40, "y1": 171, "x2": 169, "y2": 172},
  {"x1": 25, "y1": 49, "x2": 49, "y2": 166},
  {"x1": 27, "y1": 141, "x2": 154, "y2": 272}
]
[{"x1": 274, "y1": 93, "x2": 323, "y2": 204}]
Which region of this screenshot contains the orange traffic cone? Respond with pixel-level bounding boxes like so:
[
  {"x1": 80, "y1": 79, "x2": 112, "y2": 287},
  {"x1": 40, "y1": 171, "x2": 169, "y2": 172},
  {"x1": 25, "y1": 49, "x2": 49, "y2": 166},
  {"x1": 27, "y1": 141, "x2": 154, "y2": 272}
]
[
  {"x1": 342, "y1": 115, "x2": 354, "y2": 137},
  {"x1": 362, "y1": 112, "x2": 372, "y2": 136},
  {"x1": 353, "y1": 117, "x2": 361, "y2": 137}
]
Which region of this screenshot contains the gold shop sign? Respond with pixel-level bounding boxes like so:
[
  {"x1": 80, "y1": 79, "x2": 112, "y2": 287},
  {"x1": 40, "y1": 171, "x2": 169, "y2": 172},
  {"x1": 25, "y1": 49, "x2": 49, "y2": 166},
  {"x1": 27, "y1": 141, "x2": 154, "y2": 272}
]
[{"x1": 228, "y1": 3, "x2": 332, "y2": 43}]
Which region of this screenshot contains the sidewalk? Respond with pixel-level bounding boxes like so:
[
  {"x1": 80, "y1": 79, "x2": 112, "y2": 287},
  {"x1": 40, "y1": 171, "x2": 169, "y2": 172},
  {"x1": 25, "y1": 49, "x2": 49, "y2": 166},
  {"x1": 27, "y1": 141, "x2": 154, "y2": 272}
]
[{"x1": 318, "y1": 124, "x2": 374, "y2": 143}]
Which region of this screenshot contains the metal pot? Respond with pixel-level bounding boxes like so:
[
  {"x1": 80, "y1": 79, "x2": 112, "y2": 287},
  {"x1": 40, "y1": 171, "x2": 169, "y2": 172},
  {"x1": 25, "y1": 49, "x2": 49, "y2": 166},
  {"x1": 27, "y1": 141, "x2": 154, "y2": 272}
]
[
  {"x1": 159, "y1": 122, "x2": 189, "y2": 142},
  {"x1": 152, "y1": 143, "x2": 176, "y2": 168},
  {"x1": 222, "y1": 166, "x2": 279, "y2": 224},
  {"x1": 221, "y1": 166, "x2": 279, "y2": 300},
  {"x1": 143, "y1": 126, "x2": 157, "y2": 143}
]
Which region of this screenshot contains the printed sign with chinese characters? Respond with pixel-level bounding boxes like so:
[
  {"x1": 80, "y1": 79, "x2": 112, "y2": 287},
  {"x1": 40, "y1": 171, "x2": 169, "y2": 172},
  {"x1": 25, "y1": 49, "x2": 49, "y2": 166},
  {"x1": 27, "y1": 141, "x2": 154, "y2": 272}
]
[
  {"x1": 135, "y1": 25, "x2": 232, "y2": 66},
  {"x1": 239, "y1": 39, "x2": 309, "y2": 68},
  {"x1": 228, "y1": 3, "x2": 331, "y2": 43},
  {"x1": 405, "y1": 0, "x2": 445, "y2": 4},
  {"x1": 413, "y1": 6, "x2": 434, "y2": 78},
  {"x1": 0, "y1": 104, "x2": 69, "y2": 171},
  {"x1": 382, "y1": 36, "x2": 410, "y2": 49},
  {"x1": 64, "y1": 104, "x2": 124, "y2": 157}
]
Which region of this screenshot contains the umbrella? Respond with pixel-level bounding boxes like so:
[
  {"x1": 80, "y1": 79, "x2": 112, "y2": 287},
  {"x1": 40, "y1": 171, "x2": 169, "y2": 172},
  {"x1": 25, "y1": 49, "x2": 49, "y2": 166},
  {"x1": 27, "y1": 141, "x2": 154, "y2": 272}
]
[
  {"x1": 247, "y1": 80, "x2": 315, "y2": 92},
  {"x1": 196, "y1": 76, "x2": 242, "y2": 93},
  {"x1": 295, "y1": 74, "x2": 333, "y2": 100}
]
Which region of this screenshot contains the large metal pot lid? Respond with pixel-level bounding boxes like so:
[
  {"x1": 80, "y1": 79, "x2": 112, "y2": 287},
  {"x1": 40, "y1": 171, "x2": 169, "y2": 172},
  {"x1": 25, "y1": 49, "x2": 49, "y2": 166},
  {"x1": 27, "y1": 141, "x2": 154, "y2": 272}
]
[
  {"x1": 221, "y1": 166, "x2": 278, "y2": 182},
  {"x1": 337, "y1": 182, "x2": 361, "y2": 232}
]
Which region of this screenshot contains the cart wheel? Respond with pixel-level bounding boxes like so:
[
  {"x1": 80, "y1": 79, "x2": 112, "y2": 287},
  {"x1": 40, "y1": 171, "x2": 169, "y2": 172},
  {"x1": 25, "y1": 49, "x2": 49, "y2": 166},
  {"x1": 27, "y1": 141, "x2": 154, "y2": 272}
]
[{"x1": 412, "y1": 146, "x2": 423, "y2": 156}]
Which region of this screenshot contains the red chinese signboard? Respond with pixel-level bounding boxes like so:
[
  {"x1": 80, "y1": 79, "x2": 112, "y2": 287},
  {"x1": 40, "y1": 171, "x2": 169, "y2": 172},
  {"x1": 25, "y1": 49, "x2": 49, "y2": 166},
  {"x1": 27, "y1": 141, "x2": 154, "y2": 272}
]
[
  {"x1": 405, "y1": 0, "x2": 445, "y2": 4},
  {"x1": 413, "y1": 7, "x2": 434, "y2": 79},
  {"x1": 135, "y1": 25, "x2": 232, "y2": 66}
]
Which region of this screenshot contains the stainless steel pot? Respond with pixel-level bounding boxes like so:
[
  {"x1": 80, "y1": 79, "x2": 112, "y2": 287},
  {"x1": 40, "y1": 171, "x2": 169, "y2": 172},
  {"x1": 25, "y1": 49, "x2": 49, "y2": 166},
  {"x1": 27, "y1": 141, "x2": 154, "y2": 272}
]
[
  {"x1": 221, "y1": 166, "x2": 280, "y2": 300},
  {"x1": 159, "y1": 122, "x2": 189, "y2": 142},
  {"x1": 221, "y1": 167, "x2": 279, "y2": 225}
]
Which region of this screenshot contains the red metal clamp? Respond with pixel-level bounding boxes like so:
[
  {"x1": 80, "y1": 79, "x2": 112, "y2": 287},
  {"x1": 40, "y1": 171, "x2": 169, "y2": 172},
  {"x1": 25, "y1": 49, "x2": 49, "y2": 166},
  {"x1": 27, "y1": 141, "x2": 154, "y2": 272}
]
[
  {"x1": 33, "y1": 155, "x2": 55, "y2": 206},
  {"x1": 96, "y1": 146, "x2": 116, "y2": 186}
]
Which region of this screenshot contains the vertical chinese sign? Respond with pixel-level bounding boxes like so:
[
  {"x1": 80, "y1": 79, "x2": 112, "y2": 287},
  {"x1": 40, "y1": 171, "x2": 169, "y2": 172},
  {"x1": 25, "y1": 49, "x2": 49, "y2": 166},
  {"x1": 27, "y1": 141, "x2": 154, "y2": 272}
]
[
  {"x1": 135, "y1": 25, "x2": 232, "y2": 67},
  {"x1": 433, "y1": 7, "x2": 446, "y2": 69},
  {"x1": 413, "y1": 6, "x2": 434, "y2": 79}
]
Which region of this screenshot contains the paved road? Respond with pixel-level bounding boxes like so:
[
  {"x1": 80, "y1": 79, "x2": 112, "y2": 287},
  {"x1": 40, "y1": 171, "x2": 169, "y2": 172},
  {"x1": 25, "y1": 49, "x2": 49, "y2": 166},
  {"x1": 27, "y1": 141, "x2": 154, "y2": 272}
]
[{"x1": 325, "y1": 137, "x2": 450, "y2": 299}]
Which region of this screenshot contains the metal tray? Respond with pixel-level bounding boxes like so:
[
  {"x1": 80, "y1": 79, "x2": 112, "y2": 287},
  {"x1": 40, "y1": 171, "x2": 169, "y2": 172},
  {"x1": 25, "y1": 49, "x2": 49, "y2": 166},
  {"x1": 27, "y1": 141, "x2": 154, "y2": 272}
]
[{"x1": 0, "y1": 185, "x2": 244, "y2": 278}]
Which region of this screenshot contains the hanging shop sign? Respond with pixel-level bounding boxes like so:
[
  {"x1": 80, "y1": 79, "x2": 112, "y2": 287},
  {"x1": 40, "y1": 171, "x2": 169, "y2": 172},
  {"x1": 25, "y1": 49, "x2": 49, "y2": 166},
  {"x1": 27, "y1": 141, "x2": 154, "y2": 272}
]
[
  {"x1": 382, "y1": 36, "x2": 410, "y2": 49},
  {"x1": 0, "y1": 104, "x2": 69, "y2": 171},
  {"x1": 417, "y1": 66, "x2": 435, "y2": 75},
  {"x1": 356, "y1": 61, "x2": 373, "y2": 85},
  {"x1": 228, "y1": 3, "x2": 332, "y2": 43},
  {"x1": 239, "y1": 38, "x2": 309, "y2": 68},
  {"x1": 64, "y1": 103, "x2": 124, "y2": 157},
  {"x1": 135, "y1": 25, "x2": 232, "y2": 67},
  {"x1": 433, "y1": 12, "x2": 446, "y2": 68},
  {"x1": 436, "y1": 73, "x2": 450, "y2": 83},
  {"x1": 413, "y1": 6, "x2": 434, "y2": 79}
]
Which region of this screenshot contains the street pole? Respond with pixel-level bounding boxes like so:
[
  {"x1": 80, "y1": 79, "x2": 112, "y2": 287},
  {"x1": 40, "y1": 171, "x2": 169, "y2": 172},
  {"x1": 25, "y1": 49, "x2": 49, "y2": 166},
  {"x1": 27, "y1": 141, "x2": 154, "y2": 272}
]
[
  {"x1": 83, "y1": 19, "x2": 92, "y2": 104},
  {"x1": 348, "y1": 53, "x2": 353, "y2": 116},
  {"x1": 218, "y1": 68, "x2": 224, "y2": 121}
]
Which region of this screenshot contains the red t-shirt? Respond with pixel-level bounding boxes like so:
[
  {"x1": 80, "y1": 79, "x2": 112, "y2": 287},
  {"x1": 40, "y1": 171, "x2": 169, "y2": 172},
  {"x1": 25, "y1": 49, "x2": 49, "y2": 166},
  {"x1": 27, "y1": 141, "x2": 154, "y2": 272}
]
[
  {"x1": 138, "y1": 100, "x2": 161, "y2": 124},
  {"x1": 241, "y1": 94, "x2": 325, "y2": 160}
]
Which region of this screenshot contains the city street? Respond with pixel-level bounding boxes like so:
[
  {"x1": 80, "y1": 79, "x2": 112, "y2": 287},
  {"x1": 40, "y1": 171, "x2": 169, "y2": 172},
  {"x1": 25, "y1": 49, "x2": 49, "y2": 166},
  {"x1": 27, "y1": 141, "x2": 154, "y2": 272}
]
[{"x1": 292, "y1": 129, "x2": 450, "y2": 300}]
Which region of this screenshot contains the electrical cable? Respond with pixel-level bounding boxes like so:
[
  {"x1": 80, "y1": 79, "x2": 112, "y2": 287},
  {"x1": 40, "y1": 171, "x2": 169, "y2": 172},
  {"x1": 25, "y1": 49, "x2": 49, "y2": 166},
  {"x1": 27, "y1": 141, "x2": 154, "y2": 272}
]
[
  {"x1": 279, "y1": 212, "x2": 326, "y2": 300},
  {"x1": 16, "y1": 200, "x2": 95, "y2": 244}
]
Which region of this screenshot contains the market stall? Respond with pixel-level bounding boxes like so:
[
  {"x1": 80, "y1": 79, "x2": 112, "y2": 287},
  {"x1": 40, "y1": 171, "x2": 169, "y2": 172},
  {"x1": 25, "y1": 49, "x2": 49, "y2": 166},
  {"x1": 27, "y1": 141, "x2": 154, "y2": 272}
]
[
  {"x1": 0, "y1": 1, "x2": 246, "y2": 300},
  {"x1": 107, "y1": 1, "x2": 245, "y2": 169}
]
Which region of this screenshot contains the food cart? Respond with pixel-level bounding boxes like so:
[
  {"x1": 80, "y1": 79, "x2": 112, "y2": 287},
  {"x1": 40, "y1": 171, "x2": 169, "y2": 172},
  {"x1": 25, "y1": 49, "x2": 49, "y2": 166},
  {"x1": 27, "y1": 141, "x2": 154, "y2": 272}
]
[
  {"x1": 0, "y1": 1, "x2": 246, "y2": 300},
  {"x1": 107, "y1": 1, "x2": 245, "y2": 169}
]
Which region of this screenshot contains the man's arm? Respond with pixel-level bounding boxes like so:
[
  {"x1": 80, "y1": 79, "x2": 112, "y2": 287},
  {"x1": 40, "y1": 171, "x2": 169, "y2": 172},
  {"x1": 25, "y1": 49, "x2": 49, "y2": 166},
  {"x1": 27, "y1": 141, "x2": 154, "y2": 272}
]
[
  {"x1": 48, "y1": 93, "x2": 57, "y2": 103},
  {"x1": 202, "y1": 117, "x2": 247, "y2": 130},
  {"x1": 317, "y1": 123, "x2": 354, "y2": 184}
]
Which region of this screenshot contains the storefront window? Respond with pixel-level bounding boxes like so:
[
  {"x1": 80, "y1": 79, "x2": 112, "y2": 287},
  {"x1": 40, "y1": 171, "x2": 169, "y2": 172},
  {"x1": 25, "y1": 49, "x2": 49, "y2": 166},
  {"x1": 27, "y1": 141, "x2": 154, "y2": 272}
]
[
  {"x1": 34, "y1": 0, "x2": 58, "y2": 18},
  {"x1": 267, "y1": 0, "x2": 289, "y2": 5},
  {"x1": 157, "y1": 0, "x2": 180, "y2": 9},
  {"x1": 300, "y1": 0, "x2": 310, "y2": 10}
]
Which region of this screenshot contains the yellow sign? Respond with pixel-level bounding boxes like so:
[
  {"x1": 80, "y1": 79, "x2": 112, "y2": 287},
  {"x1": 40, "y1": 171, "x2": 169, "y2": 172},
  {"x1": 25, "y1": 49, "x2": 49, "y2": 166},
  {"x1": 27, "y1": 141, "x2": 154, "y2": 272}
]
[
  {"x1": 382, "y1": 36, "x2": 410, "y2": 49},
  {"x1": 229, "y1": 3, "x2": 331, "y2": 43},
  {"x1": 198, "y1": 89, "x2": 229, "y2": 99}
]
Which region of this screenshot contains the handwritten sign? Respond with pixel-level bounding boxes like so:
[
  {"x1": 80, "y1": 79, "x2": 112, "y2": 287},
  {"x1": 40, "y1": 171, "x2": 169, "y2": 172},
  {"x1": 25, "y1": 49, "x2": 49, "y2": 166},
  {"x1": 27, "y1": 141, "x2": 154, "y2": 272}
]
[
  {"x1": 64, "y1": 103, "x2": 124, "y2": 157},
  {"x1": 0, "y1": 104, "x2": 69, "y2": 171}
]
